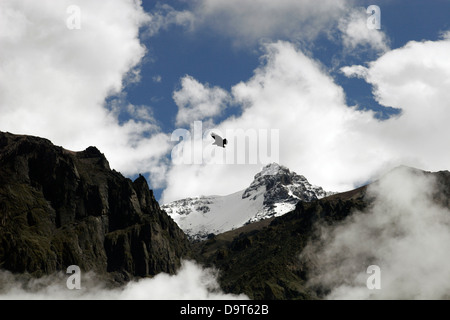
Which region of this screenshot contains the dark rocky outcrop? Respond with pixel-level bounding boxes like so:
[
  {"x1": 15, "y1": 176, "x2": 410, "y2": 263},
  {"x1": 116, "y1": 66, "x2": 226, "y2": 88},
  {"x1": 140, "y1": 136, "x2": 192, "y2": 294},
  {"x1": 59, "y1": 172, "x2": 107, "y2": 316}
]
[{"x1": 0, "y1": 132, "x2": 190, "y2": 280}]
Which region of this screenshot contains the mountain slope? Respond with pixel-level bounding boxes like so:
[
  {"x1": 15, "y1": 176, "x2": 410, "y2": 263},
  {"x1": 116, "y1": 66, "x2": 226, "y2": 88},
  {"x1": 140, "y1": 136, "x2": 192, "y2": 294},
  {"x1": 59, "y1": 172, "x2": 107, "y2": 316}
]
[
  {"x1": 194, "y1": 167, "x2": 450, "y2": 299},
  {"x1": 162, "y1": 163, "x2": 334, "y2": 239},
  {"x1": 194, "y1": 185, "x2": 368, "y2": 299},
  {"x1": 0, "y1": 131, "x2": 190, "y2": 280}
]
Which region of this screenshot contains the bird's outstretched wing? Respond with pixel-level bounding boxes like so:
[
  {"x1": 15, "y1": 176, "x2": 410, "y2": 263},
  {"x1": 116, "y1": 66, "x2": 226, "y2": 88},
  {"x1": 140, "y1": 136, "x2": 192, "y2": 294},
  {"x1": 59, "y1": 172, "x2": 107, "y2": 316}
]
[{"x1": 211, "y1": 132, "x2": 226, "y2": 147}]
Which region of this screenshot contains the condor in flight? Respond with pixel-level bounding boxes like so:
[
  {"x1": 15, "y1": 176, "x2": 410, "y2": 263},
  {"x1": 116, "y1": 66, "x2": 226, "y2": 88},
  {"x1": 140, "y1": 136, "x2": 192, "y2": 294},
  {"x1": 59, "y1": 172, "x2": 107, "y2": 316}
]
[{"x1": 211, "y1": 133, "x2": 227, "y2": 148}]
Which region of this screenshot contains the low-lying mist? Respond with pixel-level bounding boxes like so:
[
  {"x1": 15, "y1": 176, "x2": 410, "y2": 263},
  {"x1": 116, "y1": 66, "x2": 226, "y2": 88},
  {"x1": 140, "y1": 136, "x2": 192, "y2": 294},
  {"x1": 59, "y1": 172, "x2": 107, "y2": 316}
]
[
  {"x1": 302, "y1": 167, "x2": 450, "y2": 299},
  {"x1": 0, "y1": 260, "x2": 248, "y2": 300}
]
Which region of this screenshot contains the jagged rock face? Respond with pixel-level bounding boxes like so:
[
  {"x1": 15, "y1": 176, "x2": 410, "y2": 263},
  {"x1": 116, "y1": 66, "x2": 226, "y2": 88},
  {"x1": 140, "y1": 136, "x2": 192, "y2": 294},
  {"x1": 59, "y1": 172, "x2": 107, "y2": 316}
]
[
  {"x1": 243, "y1": 163, "x2": 329, "y2": 202},
  {"x1": 0, "y1": 132, "x2": 189, "y2": 279},
  {"x1": 242, "y1": 163, "x2": 332, "y2": 218}
]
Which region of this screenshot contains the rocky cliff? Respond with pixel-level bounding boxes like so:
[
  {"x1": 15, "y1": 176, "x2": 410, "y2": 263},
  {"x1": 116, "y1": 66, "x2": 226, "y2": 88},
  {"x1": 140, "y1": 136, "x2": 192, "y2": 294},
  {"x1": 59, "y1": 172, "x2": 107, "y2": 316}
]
[{"x1": 0, "y1": 132, "x2": 190, "y2": 280}]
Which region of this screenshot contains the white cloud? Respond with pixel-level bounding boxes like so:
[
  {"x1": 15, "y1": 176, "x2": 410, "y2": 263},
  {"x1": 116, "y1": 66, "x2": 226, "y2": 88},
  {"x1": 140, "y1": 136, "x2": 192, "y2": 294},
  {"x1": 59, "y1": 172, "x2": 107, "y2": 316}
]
[
  {"x1": 0, "y1": 260, "x2": 248, "y2": 300},
  {"x1": 126, "y1": 104, "x2": 156, "y2": 123},
  {"x1": 173, "y1": 75, "x2": 230, "y2": 127},
  {"x1": 340, "y1": 65, "x2": 369, "y2": 78},
  {"x1": 120, "y1": 260, "x2": 247, "y2": 300},
  {"x1": 359, "y1": 37, "x2": 450, "y2": 171},
  {"x1": 145, "y1": 3, "x2": 195, "y2": 37},
  {"x1": 189, "y1": 0, "x2": 352, "y2": 45},
  {"x1": 0, "y1": 0, "x2": 171, "y2": 187},
  {"x1": 302, "y1": 167, "x2": 450, "y2": 299},
  {"x1": 338, "y1": 8, "x2": 389, "y2": 53}
]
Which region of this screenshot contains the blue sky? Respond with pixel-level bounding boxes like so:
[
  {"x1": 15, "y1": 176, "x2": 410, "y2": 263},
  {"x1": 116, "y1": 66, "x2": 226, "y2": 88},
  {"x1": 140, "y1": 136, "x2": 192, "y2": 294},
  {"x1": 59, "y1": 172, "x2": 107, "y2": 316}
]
[
  {"x1": 128, "y1": 0, "x2": 450, "y2": 129},
  {"x1": 1, "y1": 0, "x2": 450, "y2": 203}
]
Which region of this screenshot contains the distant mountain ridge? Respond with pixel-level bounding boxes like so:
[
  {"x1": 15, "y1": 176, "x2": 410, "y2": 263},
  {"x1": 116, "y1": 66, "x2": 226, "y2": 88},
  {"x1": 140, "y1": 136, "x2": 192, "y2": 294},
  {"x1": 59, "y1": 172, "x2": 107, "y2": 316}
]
[{"x1": 162, "y1": 163, "x2": 334, "y2": 240}]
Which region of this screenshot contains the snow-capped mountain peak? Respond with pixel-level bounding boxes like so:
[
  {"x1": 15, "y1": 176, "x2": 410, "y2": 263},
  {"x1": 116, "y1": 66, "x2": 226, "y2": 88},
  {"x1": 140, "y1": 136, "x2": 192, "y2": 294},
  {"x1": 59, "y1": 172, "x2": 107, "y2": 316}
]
[
  {"x1": 242, "y1": 163, "x2": 331, "y2": 222},
  {"x1": 242, "y1": 163, "x2": 329, "y2": 201},
  {"x1": 258, "y1": 162, "x2": 284, "y2": 177},
  {"x1": 162, "y1": 163, "x2": 334, "y2": 240}
]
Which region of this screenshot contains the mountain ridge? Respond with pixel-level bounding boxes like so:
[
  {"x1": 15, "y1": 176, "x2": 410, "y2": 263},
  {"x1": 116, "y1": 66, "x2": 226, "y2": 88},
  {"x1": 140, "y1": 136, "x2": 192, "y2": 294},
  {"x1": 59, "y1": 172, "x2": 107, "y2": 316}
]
[
  {"x1": 162, "y1": 162, "x2": 334, "y2": 240},
  {"x1": 2, "y1": 131, "x2": 450, "y2": 299},
  {"x1": 194, "y1": 166, "x2": 450, "y2": 299}
]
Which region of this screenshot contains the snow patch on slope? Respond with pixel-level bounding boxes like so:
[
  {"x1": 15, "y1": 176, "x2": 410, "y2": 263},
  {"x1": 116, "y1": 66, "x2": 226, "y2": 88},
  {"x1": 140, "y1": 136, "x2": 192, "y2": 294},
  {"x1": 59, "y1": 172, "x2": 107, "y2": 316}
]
[{"x1": 162, "y1": 163, "x2": 334, "y2": 240}]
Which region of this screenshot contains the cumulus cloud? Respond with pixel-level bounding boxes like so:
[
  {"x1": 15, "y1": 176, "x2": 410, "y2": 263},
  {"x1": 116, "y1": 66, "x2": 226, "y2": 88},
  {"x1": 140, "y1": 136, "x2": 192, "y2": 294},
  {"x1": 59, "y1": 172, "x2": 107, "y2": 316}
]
[
  {"x1": 354, "y1": 36, "x2": 450, "y2": 171},
  {"x1": 0, "y1": 0, "x2": 172, "y2": 188},
  {"x1": 338, "y1": 7, "x2": 390, "y2": 54},
  {"x1": 173, "y1": 75, "x2": 230, "y2": 127},
  {"x1": 0, "y1": 261, "x2": 248, "y2": 300},
  {"x1": 301, "y1": 167, "x2": 450, "y2": 299}
]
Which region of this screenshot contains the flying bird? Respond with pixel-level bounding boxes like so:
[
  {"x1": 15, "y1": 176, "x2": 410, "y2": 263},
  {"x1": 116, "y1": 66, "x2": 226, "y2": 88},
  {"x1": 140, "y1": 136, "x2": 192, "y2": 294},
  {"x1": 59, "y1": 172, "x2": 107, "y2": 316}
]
[{"x1": 211, "y1": 133, "x2": 227, "y2": 148}]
